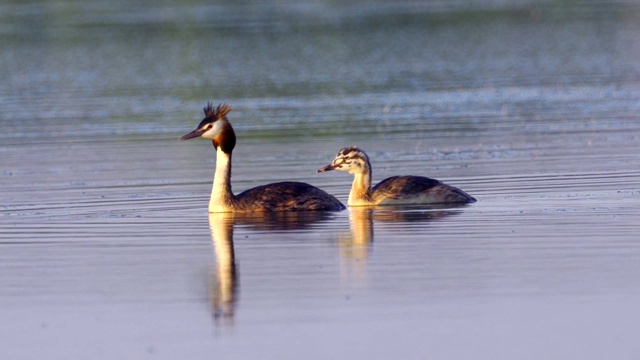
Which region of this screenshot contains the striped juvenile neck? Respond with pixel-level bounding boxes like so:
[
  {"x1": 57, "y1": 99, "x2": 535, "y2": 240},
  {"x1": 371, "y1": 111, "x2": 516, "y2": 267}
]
[{"x1": 348, "y1": 167, "x2": 373, "y2": 206}]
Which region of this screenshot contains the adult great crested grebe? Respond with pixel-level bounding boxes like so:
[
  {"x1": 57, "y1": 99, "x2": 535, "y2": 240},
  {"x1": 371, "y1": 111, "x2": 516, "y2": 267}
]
[
  {"x1": 317, "y1": 146, "x2": 476, "y2": 206},
  {"x1": 180, "y1": 103, "x2": 345, "y2": 212}
]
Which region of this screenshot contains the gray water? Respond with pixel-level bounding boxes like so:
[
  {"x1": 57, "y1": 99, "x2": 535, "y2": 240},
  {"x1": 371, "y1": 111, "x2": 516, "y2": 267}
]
[{"x1": 2, "y1": 1, "x2": 640, "y2": 359}]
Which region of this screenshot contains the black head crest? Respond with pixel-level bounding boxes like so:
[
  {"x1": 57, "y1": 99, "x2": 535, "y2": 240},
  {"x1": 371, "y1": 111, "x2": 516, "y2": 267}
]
[
  {"x1": 340, "y1": 146, "x2": 360, "y2": 156},
  {"x1": 203, "y1": 102, "x2": 232, "y2": 120}
]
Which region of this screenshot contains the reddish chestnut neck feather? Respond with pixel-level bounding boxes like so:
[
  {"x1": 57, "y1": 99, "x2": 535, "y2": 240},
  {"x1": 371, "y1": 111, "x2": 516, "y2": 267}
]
[
  {"x1": 212, "y1": 121, "x2": 236, "y2": 154},
  {"x1": 210, "y1": 120, "x2": 236, "y2": 210}
]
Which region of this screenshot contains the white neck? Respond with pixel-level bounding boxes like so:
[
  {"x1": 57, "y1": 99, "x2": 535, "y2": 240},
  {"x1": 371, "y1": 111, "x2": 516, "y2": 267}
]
[{"x1": 209, "y1": 147, "x2": 235, "y2": 212}]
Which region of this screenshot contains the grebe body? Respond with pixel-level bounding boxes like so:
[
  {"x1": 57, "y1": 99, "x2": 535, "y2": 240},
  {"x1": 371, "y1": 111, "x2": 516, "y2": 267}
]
[
  {"x1": 181, "y1": 103, "x2": 345, "y2": 212},
  {"x1": 230, "y1": 181, "x2": 346, "y2": 212},
  {"x1": 317, "y1": 146, "x2": 475, "y2": 206}
]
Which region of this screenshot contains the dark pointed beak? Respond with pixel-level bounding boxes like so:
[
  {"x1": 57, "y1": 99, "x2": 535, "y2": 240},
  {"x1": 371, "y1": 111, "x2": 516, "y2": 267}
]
[
  {"x1": 179, "y1": 128, "x2": 205, "y2": 141},
  {"x1": 317, "y1": 163, "x2": 336, "y2": 173}
]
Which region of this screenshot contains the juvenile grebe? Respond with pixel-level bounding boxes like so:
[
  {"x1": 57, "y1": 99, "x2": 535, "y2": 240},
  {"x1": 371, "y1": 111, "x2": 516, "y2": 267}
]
[
  {"x1": 180, "y1": 103, "x2": 345, "y2": 212},
  {"x1": 317, "y1": 146, "x2": 476, "y2": 206}
]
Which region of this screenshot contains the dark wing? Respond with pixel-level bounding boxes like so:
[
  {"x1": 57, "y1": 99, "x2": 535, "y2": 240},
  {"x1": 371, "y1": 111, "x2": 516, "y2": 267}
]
[
  {"x1": 372, "y1": 176, "x2": 442, "y2": 196},
  {"x1": 373, "y1": 176, "x2": 475, "y2": 204},
  {"x1": 236, "y1": 182, "x2": 345, "y2": 211}
]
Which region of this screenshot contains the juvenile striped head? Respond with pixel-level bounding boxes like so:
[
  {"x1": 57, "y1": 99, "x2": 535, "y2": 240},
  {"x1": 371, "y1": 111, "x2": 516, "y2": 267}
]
[
  {"x1": 180, "y1": 102, "x2": 236, "y2": 153},
  {"x1": 317, "y1": 146, "x2": 371, "y2": 175}
]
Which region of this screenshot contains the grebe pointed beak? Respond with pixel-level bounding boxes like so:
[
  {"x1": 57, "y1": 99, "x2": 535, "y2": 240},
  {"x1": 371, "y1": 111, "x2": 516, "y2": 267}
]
[
  {"x1": 317, "y1": 163, "x2": 336, "y2": 173},
  {"x1": 179, "y1": 128, "x2": 206, "y2": 141}
]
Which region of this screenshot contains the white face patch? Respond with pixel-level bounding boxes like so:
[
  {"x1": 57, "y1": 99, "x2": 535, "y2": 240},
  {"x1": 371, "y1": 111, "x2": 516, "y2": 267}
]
[
  {"x1": 200, "y1": 121, "x2": 224, "y2": 139},
  {"x1": 331, "y1": 150, "x2": 367, "y2": 174}
]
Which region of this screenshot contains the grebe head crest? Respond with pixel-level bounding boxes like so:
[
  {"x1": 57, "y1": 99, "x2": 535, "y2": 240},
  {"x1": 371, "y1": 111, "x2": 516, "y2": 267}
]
[
  {"x1": 317, "y1": 146, "x2": 370, "y2": 175},
  {"x1": 180, "y1": 102, "x2": 236, "y2": 153}
]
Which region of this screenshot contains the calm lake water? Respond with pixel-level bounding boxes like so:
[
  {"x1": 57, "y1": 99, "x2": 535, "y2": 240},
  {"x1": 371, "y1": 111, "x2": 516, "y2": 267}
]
[{"x1": 2, "y1": 1, "x2": 640, "y2": 359}]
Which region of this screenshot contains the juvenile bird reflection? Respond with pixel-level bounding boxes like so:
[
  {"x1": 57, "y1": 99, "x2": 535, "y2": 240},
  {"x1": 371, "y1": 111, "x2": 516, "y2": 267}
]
[
  {"x1": 338, "y1": 205, "x2": 467, "y2": 285},
  {"x1": 338, "y1": 207, "x2": 374, "y2": 284}
]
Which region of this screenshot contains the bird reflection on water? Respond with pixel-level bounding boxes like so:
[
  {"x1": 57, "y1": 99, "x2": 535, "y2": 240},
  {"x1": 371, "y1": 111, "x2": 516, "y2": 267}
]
[
  {"x1": 208, "y1": 205, "x2": 468, "y2": 326},
  {"x1": 338, "y1": 206, "x2": 467, "y2": 284},
  {"x1": 207, "y1": 211, "x2": 335, "y2": 326}
]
